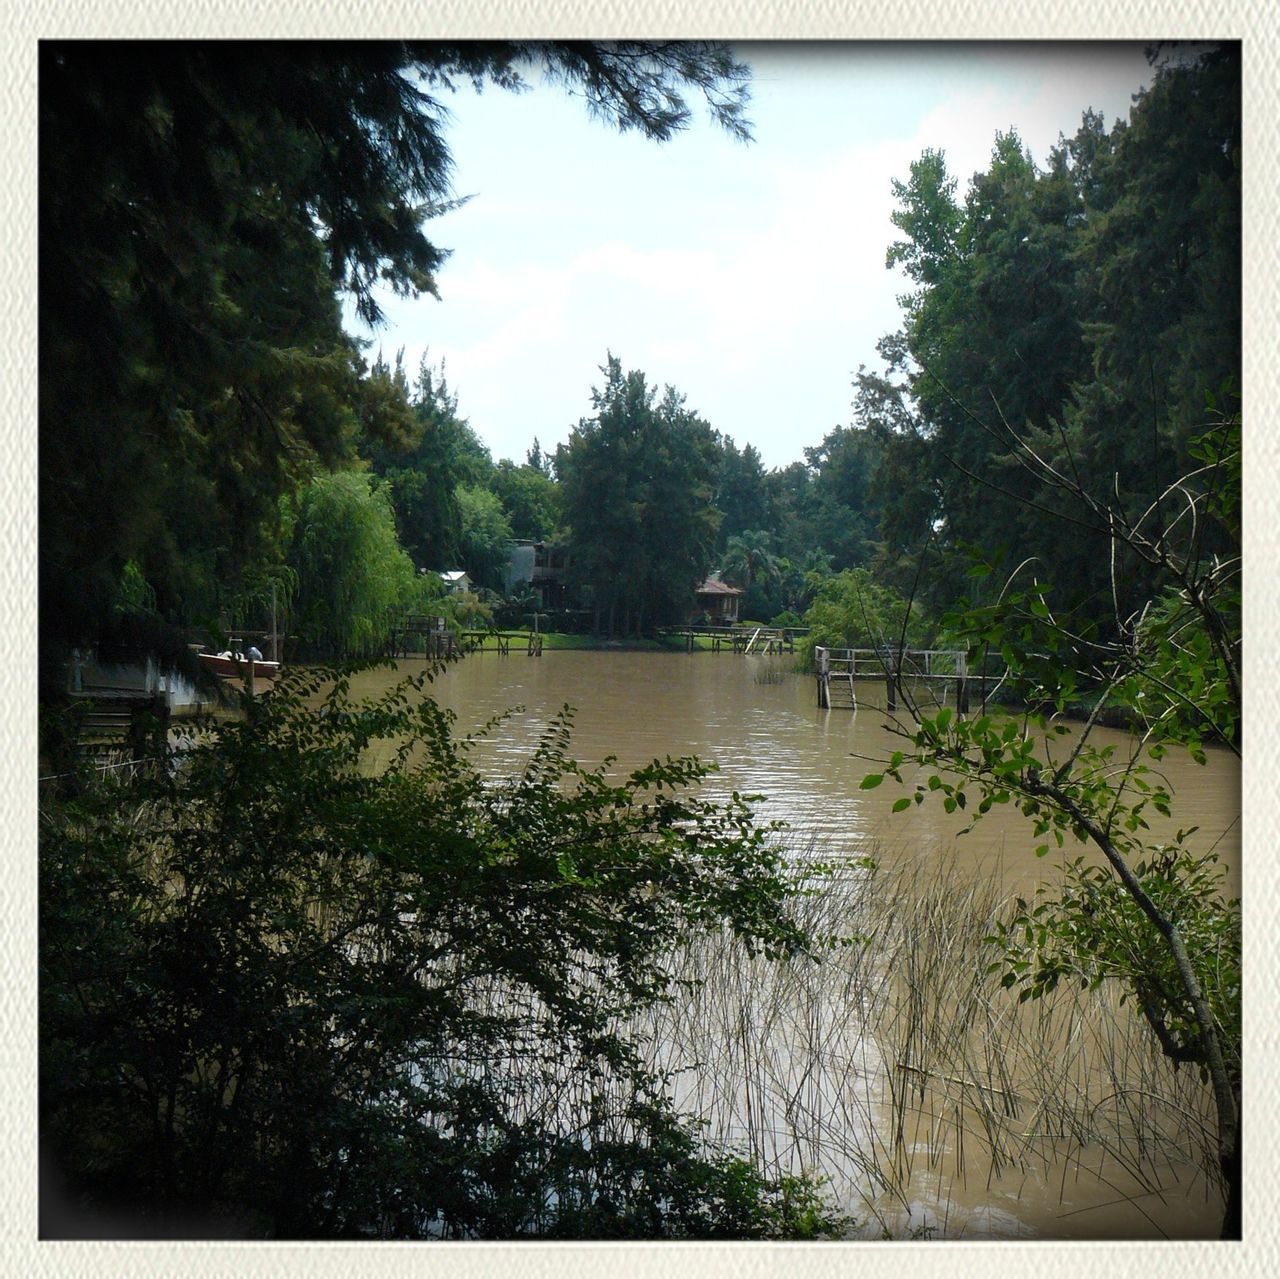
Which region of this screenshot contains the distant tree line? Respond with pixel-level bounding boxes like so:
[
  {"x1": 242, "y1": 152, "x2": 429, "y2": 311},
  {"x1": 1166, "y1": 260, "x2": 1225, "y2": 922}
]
[{"x1": 40, "y1": 42, "x2": 1237, "y2": 664}]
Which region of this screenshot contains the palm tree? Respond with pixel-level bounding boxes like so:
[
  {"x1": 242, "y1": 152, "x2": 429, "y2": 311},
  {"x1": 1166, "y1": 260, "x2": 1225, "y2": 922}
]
[{"x1": 720, "y1": 530, "x2": 780, "y2": 593}]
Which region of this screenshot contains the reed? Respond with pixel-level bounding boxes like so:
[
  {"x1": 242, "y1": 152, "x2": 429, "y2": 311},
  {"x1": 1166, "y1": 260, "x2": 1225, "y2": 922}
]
[{"x1": 629, "y1": 842, "x2": 1223, "y2": 1239}]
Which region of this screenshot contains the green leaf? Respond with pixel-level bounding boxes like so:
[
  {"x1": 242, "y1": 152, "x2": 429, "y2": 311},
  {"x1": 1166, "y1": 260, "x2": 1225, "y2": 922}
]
[
  {"x1": 860, "y1": 774, "x2": 884, "y2": 790},
  {"x1": 891, "y1": 797, "x2": 912, "y2": 813}
]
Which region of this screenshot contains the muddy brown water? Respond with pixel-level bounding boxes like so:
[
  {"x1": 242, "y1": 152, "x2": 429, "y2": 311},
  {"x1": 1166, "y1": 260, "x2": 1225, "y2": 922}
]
[{"x1": 345, "y1": 650, "x2": 1241, "y2": 1240}]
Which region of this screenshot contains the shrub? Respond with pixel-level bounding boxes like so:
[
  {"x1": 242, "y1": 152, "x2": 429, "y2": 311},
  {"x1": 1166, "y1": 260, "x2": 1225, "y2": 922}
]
[{"x1": 40, "y1": 667, "x2": 838, "y2": 1239}]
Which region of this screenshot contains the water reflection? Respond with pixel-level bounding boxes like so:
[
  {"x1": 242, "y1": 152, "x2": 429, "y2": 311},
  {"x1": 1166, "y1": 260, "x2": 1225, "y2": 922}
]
[
  {"x1": 352, "y1": 650, "x2": 1240, "y2": 899},
  {"x1": 344, "y1": 650, "x2": 1238, "y2": 1241}
]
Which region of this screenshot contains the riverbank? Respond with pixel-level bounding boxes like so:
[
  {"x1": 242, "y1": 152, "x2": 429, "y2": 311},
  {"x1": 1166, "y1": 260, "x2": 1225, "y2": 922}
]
[
  {"x1": 536, "y1": 632, "x2": 755, "y2": 653},
  {"x1": 539, "y1": 632, "x2": 672, "y2": 652}
]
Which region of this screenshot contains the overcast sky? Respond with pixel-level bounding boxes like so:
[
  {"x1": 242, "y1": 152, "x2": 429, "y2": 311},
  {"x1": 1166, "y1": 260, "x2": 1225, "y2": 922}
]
[{"x1": 347, "y1": 42, "x2": 1156, "y2": 470}]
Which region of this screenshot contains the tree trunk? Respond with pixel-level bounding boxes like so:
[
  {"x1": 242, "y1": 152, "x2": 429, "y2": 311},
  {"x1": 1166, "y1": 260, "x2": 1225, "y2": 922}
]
[
  {"x1": 1040, "y1": 778, "x2": 1240, "y2": 1237},
  {"x1": 1220, "y1": 1110, "x2": 1241, "y2": 1239}
]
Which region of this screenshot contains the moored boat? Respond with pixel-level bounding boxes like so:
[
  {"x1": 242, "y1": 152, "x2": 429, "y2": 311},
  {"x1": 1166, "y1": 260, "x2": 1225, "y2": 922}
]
[{"x1": 197, "y1": 651, "x2": 282, "y2": 680}]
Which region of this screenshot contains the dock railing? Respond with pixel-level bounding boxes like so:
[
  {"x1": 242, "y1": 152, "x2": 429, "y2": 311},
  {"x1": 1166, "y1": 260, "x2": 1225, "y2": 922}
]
[
  {"x1": 660, "y1": 624, "x2": 809, "y2": 654},
  {"x1": 815, "y1": 646, "x2": 970, "y2": 711}
]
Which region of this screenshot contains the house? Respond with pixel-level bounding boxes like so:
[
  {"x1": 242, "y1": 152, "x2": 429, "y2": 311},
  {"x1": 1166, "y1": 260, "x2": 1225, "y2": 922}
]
[
  {"x1": 692, "y1": 577, "x2": 742, "y2": 625},
  {"x1": 436, "y1": 570, "x2": 473, "y2": 595},
  {"x1": 504, "y1": 540, "x2": 569, "y2": 607}
]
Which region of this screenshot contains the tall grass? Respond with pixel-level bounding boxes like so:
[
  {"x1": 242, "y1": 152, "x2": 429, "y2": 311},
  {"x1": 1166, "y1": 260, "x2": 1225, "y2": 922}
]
[
  {"x1": 632, "y1": 843, "x2": 1223, "y2": 1239},
  {"x1": 752, "y1": 665, "x2": 786, "y2": 685}
]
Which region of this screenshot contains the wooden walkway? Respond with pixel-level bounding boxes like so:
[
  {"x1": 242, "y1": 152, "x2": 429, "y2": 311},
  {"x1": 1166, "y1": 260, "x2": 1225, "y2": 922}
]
[
  {"x1": 815, "y1": 646, "x2": 972, "y2": 711},
  {"x1": 390, "y1": 614, "x2": 544, "y2": 659},
  {"x1": 461, "y1": 630, "x2": 544, "y2": 656},
  {"x1": 660, "y1": 625, "x2": 808, "y2": 655},
  {"x1": 389, "y1": 615, "x2": 457, "y2": 659}
]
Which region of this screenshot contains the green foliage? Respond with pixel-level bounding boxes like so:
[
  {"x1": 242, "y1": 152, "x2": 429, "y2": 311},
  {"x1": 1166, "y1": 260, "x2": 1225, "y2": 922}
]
[
  {"x1": 986, "y1": 849, "x2": 1240, "y2": 1078},
  {"x1": 1130, "y1": 587, "x2": 1240, "y2": 751},
  {"x1": 436, "y1": 588, "x2": 494, "y2": 632},
  {"x1": 41, "y1": 667, "x2": 838, "y2": 1239},
  {"x1": 490, "y1": 458, "x2": 561, "y2": 542},
  {"x1": 886, "y1": 148, "x2": 962, "y2": 289},
  {"x1": 40, "y1": 41, "x2": 756, "y2": 693},
  {"x1": 218, "y1": 564, "x2": 299, "y2": 642},
  {"x1": 713, "y1": 438, "x2": 772, "y2": 551},
  {"x1": 113, "y1": 561, "x2": 159, "y2": 618},
  {"x1": 720, "y1": 529, "x2": 788, "y2": 619},
  {"x1": 558, "y1": 355, "x2": 721, "y2": 635},
  {"x1": 803, "y1": 425, "x2": 890, "y2": 571},
  {"x1": 287, "y1": 471, "x2": 424, "y2": 656},
  {"x1": 455, "y1": 484, "x2": 514, "y2": 592},
  {"x1": 41, "y1": 44, "x2": 423, "y2": 668},
  {"x1": 876, "y1": 46, "x2": 1240, "y2": 627},
  {"x1": 799, "y1": 568, "x2": 928, "y2": 667},
  {"x1": 367, "y1": 358, "x2": 488, "y2": 572},
  {"x1": 867, "y1": 412, "x2": 1241, "y2": 1231}
]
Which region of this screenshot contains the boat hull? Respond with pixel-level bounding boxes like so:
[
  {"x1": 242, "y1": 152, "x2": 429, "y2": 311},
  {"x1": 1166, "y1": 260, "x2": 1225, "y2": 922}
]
[{"x1": 198, "y1": 653, "x2": 281, "y2": 680}]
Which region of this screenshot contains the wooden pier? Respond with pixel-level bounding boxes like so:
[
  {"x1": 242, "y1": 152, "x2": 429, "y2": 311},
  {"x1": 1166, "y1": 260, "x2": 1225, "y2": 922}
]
[
  {"x1": 461, "y1": 629, "x2": 544, "y2": 656},
  {"x1": 661, "y1": 625, "x2": 806, "y2": 655},
  {"x1": 390, "y1": 615, "x2": 459, "y2": 659},
  {"x1": 391, "y1": 617, "x2": 545, "y2": 659},
  {"x1": 815, "y1": 646, "x2": 971, "y2": 712}
]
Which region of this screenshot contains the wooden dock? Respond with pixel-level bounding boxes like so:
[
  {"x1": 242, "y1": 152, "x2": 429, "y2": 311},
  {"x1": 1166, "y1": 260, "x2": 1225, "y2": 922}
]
[
  {"x1": 390, "y1": 620, "x2": 545, "y2": 659},
  {"x1": 661, "y1": 625, "x2": 807, "y2": 655},
  {"x1": 390, "y1": 615, "x2": 460, "y2": 659},
  {"x1": 461, "y1": 629, "x2": 544, "y2": 656},
  {"x1": 815, "y1": 646, "x2": 971, "y2": 711}
]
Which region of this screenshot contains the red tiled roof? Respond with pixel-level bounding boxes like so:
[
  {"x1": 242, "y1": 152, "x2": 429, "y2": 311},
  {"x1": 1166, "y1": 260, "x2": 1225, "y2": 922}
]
[{"x1": 696, "y1": 578, "x2": 741, "y2": 596}]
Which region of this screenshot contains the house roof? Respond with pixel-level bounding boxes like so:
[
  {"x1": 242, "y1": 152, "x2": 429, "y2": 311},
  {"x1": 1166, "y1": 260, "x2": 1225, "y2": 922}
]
[
  {"x1": 438, "y1": 570, "x2": 470, "y2": 584},
  {"x1": 695, "y1": 577, "x2": 741, "y2": 597}
]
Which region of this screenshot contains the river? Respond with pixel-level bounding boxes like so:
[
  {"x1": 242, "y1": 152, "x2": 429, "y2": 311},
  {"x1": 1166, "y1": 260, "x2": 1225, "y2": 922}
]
[{"x1": 347, "y1": 649, "x2": 1241, "y2": 1240}]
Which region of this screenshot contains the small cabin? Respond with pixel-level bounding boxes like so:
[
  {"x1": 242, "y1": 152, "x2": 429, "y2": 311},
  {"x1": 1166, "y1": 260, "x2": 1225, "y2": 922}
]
[
  {"x1": 436, "y1": 570, "x2": 473, "y2": 595},
  {"x1": 692, "y1": 577, "x2": 742, "y2": 625}
]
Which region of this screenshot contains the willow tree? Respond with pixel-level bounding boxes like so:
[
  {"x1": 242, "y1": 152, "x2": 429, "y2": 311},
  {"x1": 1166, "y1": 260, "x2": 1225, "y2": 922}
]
[
  {"x1": 287, "y1": 471, "x2": 422, "y2": 657},
  {"x1": 39, "y1": 41, "x2": 754, "y2": 695}
]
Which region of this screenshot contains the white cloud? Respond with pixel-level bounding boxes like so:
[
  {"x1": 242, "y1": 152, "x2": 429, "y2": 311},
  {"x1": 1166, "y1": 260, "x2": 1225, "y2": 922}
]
[{"x1": 353, "y1": 45, "x2": 1153, "y2": 469}]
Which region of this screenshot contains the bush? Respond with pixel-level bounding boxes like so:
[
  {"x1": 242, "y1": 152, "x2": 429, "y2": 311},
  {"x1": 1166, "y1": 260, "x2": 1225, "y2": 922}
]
[
  {"x1": 40, "y1": 668, "x2": 839, "y2": 1239},
  {"x1": 798, "y1": 568, "x2": 929, "y2": 668}
]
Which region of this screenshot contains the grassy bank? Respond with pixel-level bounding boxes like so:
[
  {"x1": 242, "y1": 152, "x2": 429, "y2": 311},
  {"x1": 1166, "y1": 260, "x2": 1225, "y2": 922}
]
[
  {"x1": 535, "y1": 632, "x2": 751, "y2": 653},
  {"x1": 539, "y1": 632, "x2": 674, "y2": 652}
]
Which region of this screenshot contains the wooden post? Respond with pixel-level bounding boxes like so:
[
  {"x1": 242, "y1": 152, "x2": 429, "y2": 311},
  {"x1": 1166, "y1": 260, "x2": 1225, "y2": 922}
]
[
  {"x1": 816, "y1": 646, "x2": 830, "y2": 709},
  {"x1": 956, "y1": 651, "x2": 969, "y2": 714}
]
